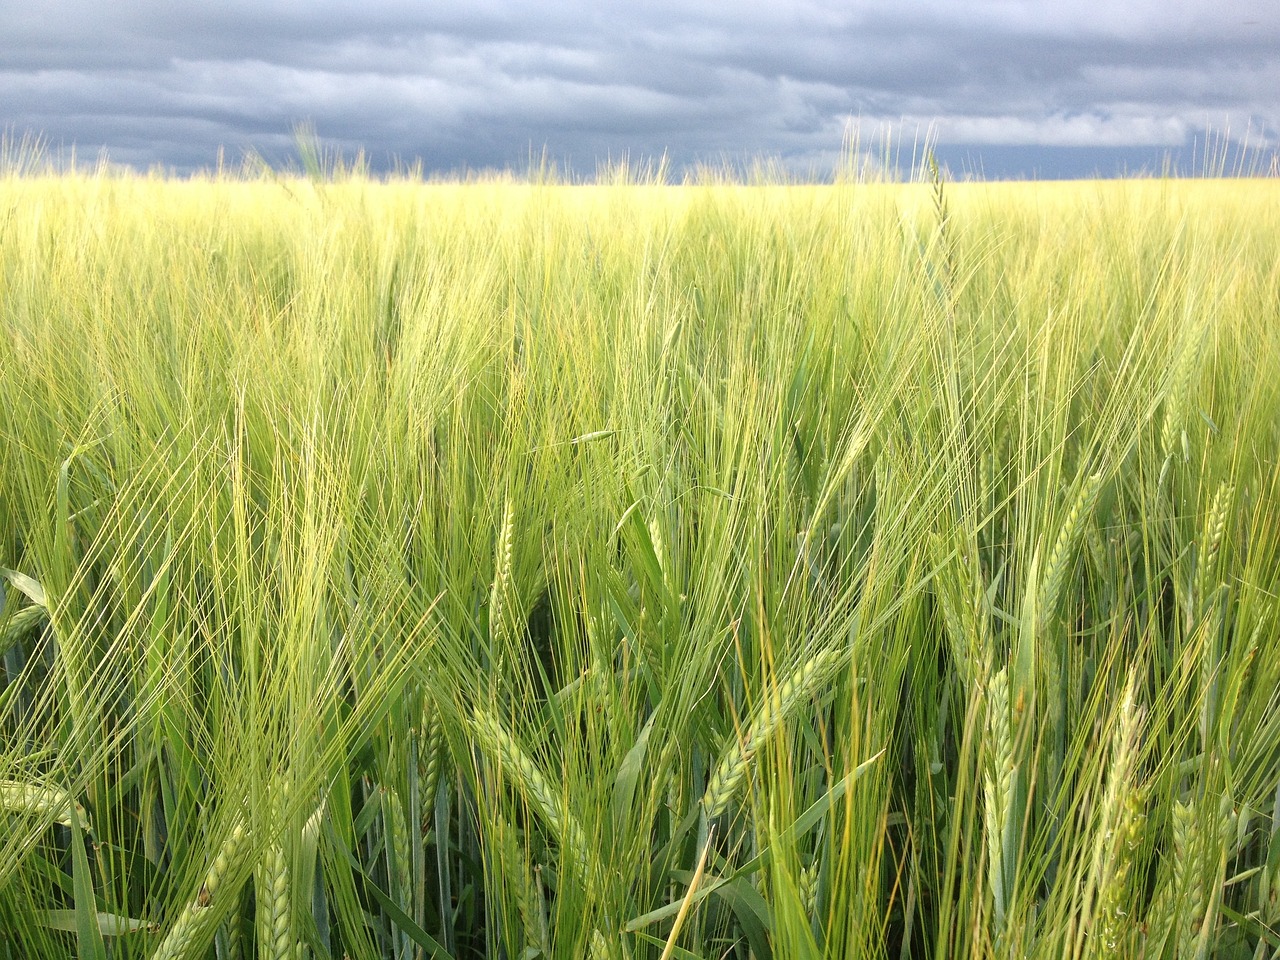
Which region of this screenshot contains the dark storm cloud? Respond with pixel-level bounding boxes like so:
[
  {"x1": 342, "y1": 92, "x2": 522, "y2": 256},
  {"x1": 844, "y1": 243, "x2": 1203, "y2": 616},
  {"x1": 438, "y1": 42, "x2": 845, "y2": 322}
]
[{"x1": 2, "y1": 0, "x2": 1277, "y2": 178}]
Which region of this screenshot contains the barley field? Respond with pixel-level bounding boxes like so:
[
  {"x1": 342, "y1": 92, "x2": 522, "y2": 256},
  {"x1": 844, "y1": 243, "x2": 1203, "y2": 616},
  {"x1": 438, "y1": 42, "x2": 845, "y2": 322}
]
[{"x1": 1, "y1": 170, "x2": 1279, "y2": 959}]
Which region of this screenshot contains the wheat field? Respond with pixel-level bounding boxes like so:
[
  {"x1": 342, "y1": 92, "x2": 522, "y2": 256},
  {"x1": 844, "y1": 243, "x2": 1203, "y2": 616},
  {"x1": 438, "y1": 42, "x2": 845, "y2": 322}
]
[{"x1": 2, "y1": 169, "x2": 1279, "y2": 959}]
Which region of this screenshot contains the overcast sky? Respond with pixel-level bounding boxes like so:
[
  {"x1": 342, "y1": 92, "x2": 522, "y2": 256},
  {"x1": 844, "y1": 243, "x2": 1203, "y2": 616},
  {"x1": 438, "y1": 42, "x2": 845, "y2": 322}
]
[{"x1": 3, "y1": 0, "x2": 1277, "y2": 180}]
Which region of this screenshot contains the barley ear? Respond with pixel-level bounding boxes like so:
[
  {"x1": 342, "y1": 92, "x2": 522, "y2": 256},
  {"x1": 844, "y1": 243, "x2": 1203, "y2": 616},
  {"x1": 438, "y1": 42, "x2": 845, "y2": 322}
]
[
  {"x1": 1194, "y1": 482, "x2": 1233, "y2": 621},
  {"x1": 418, "y1": 704, "x2": 446, "y2": 817},
  {"x1": 590, "y1": 927, "x2": 631, "y2": 960},
  {"x1": 1172, "y1": 800, "x2": 1204, "y2": 960},
  {"x1": 983, "y1": 667, "x2": 1016, "y2": 939},
  {"x1": 1092, "y1": 677, "x2": 1145, "y2": 959},
  {"x1": 1, "y1": 602, "x2": 48, "y2": 651},
  {"x1": 149, "y1": 819, "x2": 250, "y2": 960},
  {"x1": 1161, "y1": 318, "x2": 1207, "y2": 463},
  {"x1": 471, "y1": 705, "x2": 590, "y2": 878},
  {"x1": 1037, "y1": 471, "x2": 1103, "y2": 639},
  {"x1": 382, "y1": 783, "x2": 414, "y2": 942},
  {"x1": 219, "y1": 911, "x2": 245, "y2": 960},
  {"x1": 703, "y1": 647, "x2": 843, "y2": 819},
  {"x1": 798, "y1": 862, "x2": 819, "y2": 918},
  {"x1": 489, "y1": 497, "x2": 516, "y2": 648},
  {"x1": 254, "y1": 838, "x2": 293, "y2": 960},
  {"x1": 0, "y1": 779, "x2": 89, "y2": 832},
  {"x1": 489, "y1": 811, "x2": 539, "y2": 956}
]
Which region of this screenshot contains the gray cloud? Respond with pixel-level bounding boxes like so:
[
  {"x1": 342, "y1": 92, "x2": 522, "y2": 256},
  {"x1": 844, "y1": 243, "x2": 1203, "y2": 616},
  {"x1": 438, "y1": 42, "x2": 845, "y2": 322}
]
[{"x1": 2, "y1": 0, "x2": 1277, "y2": 178}]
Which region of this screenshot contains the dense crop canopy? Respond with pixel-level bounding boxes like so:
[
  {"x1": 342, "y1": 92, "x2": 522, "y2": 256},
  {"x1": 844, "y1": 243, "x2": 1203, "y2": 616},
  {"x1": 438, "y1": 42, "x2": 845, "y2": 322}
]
[{"x1": 1, "y1": 172, "x2": 1279, "y2": 959}]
